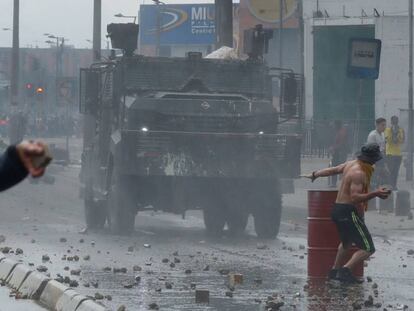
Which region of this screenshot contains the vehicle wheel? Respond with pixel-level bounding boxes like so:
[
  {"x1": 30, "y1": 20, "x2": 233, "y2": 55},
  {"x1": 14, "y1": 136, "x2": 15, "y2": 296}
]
[
  {"x1": 254, "y1": 191, "x2": 282, "y2": 239},
  {"x1": 84, "y1": 184, "x2": 107, "y2": 229},
  {"x1": 203, "y1": 208, "x2": 226, "y2": 236},
  {"x1": 226, "y1": 210, "x2": 249, "y2": 236},
  {"x1": 108, "y1": 183, "x2": 135, "y2": 235}
]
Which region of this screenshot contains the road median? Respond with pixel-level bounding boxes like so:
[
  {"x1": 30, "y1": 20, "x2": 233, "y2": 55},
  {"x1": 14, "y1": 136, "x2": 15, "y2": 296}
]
[{"x1": 0, "y1": 257, "x2": 108, "y2": 311}]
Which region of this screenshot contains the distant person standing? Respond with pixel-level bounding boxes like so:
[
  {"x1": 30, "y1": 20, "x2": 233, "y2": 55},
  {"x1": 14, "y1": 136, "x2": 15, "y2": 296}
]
[
  {"x1": 384, "y1": 116, "x2": 405, "y2": 190},
  {"x1": 329, "y1": 120, "x2": 348, "y2": 187},
  {"x1": 367, "y1": 118, "x2": 388, "y2": 187}
]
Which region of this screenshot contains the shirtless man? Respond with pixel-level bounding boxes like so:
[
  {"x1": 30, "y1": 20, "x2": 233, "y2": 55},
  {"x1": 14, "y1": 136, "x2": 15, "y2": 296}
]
[{"x1": 302, "y1": 143, "x2": 390, "y2": 283}]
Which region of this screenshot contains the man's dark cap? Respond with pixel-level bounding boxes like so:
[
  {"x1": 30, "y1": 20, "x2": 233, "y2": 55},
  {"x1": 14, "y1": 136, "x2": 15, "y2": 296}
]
[{"x1": 356, "y1": 143, "x2": 382, "y2": 164}]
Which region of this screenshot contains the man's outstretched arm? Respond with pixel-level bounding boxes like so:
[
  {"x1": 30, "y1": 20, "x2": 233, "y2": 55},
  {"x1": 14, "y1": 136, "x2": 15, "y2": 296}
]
[
  {"x1": 0, "y1": 141, "x2": 47, "y2": 192},
  {"x1": 0, "y1": 145, "x2": 28, "y2": 192},
  {"x1": 301, "y1": 162, "x2": 347, "y2": 182}
]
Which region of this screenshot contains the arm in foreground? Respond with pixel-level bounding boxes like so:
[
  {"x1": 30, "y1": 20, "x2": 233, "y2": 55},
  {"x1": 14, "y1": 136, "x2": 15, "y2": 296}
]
[
  {"x1": 0, "y1": 141, "x2": 47, "y2": 192},
  {"x1": 301, "y1": 162, "x2": 347, "y2": 182},
  {"x1": 0, "y1": 145, "x2": 29, "y2": 192}
]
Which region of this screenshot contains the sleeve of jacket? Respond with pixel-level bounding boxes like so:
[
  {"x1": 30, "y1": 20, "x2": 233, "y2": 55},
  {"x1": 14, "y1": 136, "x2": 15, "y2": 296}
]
[{"x1": 0, "y1": 145, "x2": 28, "y2": 192}]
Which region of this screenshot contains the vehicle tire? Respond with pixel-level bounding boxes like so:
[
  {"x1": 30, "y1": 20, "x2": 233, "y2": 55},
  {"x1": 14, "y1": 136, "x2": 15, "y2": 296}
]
[
  {"x1": 203, "y1": 208, "x2": 226, "y2": 236},
  {"x1": 254, "y1": 189, "x2": 282, "y2": 239},
  {"x1": 226, "y1": 210, "x2": 249, "y2": 236},
  {"x1": 84, "y1": 182, "x2": 106, "y2": 229},
  {"x1": 108, "y1": 182, "x2": 136, "y2": 235}
]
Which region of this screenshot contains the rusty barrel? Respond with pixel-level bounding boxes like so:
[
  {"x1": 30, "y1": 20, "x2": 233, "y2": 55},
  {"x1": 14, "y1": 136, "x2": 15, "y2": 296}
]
[{"x1": 308, "y1": 190, "x2": 364, "y2": 278}]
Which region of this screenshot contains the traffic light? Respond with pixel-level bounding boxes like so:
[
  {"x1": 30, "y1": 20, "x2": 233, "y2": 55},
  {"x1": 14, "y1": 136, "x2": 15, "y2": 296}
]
[
  {"x1": 35, "y1": 86, "x2": 45, "y2": 94},
  {"x1": 25, "y1": 83, "x2": 34, "y2": 97}
]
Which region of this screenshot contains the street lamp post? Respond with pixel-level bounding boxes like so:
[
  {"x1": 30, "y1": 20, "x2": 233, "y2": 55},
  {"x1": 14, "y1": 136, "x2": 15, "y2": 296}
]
[
  {"x1": 114, "y1": 13, "x2": 137, "y2": 23},
  {"x1": 408, "y1": 0, "x2": 414, "y2": 181},
  {"x1": 45, "y1": 34, "x2": 69, "y2": 158},
  {"x1": 152, "y1": 0, "x2": 165, "y2": 57},
  {"x1": 10, "y1": 0, "x2": 20, "y2": 144}
]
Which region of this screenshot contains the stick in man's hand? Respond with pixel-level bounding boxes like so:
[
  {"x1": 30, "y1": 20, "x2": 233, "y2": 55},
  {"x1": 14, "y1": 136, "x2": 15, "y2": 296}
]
[{"x1": 300, "y1": 172, "x2": 317, "y2": 182}]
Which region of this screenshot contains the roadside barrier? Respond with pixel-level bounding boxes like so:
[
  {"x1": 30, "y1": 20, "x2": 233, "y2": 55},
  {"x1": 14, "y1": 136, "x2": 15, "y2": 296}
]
[{"x1": 0, "y1": 257, "x2": 108, "y2": 311}]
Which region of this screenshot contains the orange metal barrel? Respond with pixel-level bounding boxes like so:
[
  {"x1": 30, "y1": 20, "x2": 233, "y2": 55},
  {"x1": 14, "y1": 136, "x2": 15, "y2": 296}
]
[{"x1": 308, "y1": 190, "x2": 364, "y2": 278}]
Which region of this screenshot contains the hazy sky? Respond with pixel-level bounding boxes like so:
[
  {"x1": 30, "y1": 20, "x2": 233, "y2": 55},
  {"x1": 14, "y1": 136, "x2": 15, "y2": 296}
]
[
  {"x1": 0, "y1": 0, "x2": 215, "y2": 49},
  {"x1": 0, "y1": 0, "x2": 409, "y2": 49}
]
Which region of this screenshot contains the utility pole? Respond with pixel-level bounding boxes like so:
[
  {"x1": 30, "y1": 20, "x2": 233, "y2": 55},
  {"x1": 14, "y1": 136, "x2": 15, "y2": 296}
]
[
  {"x1": 82, "y1": 0, "x2": 102, "y2": 164},
  {"x1": 279, "y1": 0, "x2": 284, "y2": 68},
  {"x1": 298, "y1": 0, "x2": 305, "y2": 130},
  {"x1": 93, "y1": 0, "x2": 101, "y2": 61},
  {"x1": 407, "y1": 0, "x2": 413, "y2": 181},
  {"x1": 156, "y1": 1, "x2": 161, "y2": 56},
  {"x1": 10, "y1": 0, "x2": 20, "y2": 144},
  {"x1": 215, "y1": 0, "x2": 233, "y2": 49}
]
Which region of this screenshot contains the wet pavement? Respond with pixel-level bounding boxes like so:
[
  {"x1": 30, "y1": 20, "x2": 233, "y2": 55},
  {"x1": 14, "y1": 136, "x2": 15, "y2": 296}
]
[{"x1": 0, "y1": 139, "x2": 413, "y2": 310}]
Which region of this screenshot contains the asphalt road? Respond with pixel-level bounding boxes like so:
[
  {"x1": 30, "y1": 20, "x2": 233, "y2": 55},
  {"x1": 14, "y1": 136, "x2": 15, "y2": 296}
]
[{"x1": 0, "y1": 138, "x2": 413, "y2": 310}]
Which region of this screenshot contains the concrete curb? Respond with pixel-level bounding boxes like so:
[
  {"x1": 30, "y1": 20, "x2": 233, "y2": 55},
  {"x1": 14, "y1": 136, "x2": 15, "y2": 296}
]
[{"x1": 0, "y1": 257, "x2": 108, "y2": 311}]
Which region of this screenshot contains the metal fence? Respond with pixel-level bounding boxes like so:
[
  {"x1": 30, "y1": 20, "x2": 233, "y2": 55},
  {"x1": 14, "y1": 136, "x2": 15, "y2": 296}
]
[{"x1": 301, "y1": 119, "x2": 375, "y2": 158}]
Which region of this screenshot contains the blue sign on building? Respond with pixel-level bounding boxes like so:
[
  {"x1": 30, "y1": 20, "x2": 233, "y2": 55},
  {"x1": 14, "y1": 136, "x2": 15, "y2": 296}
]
[
  {"x1": 347, "y1": 38, "x2": 382, "y2": 80},
  {"x1": 139, "y1": 4, "x2": 215, "y2": 45}
]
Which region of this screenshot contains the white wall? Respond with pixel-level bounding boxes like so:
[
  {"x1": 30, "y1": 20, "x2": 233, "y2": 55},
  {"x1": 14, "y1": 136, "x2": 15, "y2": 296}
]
[
  {"x1": 303, "y1": 0, "x2": 408, "y2": 19},
  {"x1": 375, "y1": 16, "x2": 410, "y2": 123}
]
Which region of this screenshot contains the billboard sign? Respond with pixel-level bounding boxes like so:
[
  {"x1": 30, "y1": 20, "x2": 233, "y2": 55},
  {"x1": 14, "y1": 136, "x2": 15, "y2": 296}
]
[
  {"x1": 347, "y1": 38, "x2": 382, "y2": 79},
  {"x1": 239, "y1": 0, "x2": 299, "y2": 30},
  {"x1": 139, "y1": 4, "x2": 215, "y2": 45}
]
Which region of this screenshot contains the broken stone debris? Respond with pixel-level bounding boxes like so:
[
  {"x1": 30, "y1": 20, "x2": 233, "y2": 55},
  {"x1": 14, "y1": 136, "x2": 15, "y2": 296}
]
[
  {"x1": 195, "y1": 289, "x2": 209, "y2": 303},
  {"x1": 148, "y1": 302, "x2": 159, "y2": 310},
  {"x1": 36, "y1": 265, "x2": 48, "y2": 273},
  {"x1": 95, "y1": 292, "x2": 104, "y2": 300}
]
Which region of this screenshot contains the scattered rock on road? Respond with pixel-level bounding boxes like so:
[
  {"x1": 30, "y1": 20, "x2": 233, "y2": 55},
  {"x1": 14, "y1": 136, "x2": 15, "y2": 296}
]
[
  {"x1": 1, "y1": 247, "x2": 11, "y2": 254},
  {"x1": 114, "y1": 267, "x2": 127, "y2": 274},
  {"x1": 95, "y1": 293, "x2": 104, "y2": 300},
  {"x1": 36, "y1": 265, "x2": 48, "y2": 273},
  {"x1": 148, "y1": 302, "x2": 159, "y2": 310},
  {"x1": 122, "y1": 281, "x2": 135, "y2": 289}
]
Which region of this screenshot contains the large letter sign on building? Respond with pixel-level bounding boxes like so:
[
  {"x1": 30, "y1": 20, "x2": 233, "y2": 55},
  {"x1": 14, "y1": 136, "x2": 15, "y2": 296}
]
[
  {"x1": 139, "y1": 4, "x2": 215, "y2": 45},
  {"x1": 347, "y1": 38, "x2": 382, "y2": 80}
]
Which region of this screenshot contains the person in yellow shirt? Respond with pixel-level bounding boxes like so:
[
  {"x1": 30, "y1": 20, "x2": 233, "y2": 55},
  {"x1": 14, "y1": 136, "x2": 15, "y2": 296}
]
[{"x1": 384, "y1": 116, "x2": 405, "y2": 190}]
